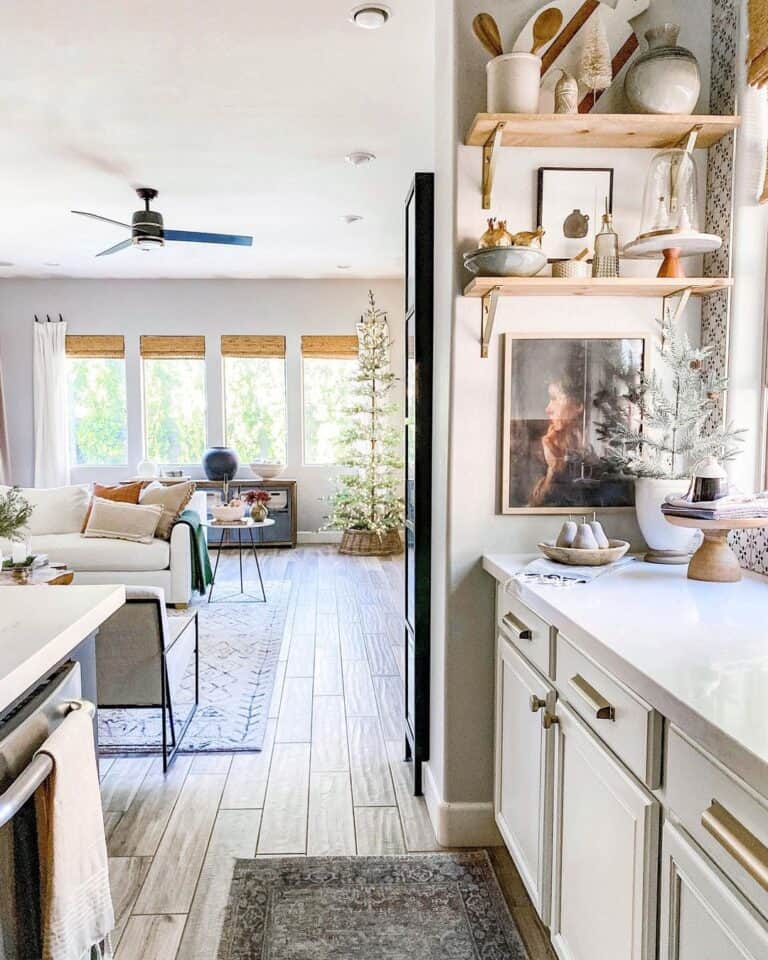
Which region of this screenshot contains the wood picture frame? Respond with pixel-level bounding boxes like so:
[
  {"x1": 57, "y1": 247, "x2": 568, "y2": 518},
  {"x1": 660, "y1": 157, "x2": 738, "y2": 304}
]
[{"x1": 501, "y1": 331, "x2": 649, "y2": 515}]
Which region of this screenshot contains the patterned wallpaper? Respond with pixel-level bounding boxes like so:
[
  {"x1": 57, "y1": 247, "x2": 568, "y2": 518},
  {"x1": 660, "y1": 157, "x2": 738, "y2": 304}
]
[{"x1": 703, "y1": 0, "x2": 768, "y2": 574}]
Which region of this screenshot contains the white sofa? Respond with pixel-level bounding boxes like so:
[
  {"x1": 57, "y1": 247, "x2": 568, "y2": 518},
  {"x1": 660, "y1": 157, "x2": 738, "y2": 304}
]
[{"x1": 0, "y1": 484, "x2": 207, "y2": 605}]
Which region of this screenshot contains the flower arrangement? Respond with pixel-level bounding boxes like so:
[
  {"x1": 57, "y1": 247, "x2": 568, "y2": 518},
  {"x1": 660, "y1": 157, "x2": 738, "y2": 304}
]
[
  {"x1": 0, "y1": 488, "x2": 33, "y2": 542},
  {"x1": 243, "y1": 489, "x2": 270, "y2": 521}
]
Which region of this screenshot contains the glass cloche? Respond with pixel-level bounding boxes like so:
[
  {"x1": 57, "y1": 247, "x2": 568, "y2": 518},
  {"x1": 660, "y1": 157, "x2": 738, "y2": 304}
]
[{"x1": 637, "y1": 148, "x2": 699, "y2": 238}]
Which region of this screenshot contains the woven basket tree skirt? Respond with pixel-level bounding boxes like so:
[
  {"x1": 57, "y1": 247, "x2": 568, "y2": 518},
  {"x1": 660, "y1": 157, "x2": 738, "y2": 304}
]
[{"x1": 339, "y1": 528, "x2": 403, "y2": 556}]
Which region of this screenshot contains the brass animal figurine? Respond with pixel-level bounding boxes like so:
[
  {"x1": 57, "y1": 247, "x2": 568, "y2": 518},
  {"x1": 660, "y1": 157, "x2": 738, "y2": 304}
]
[{"x1": 509, "y1": 227, "x2": 545, "y2": 248}]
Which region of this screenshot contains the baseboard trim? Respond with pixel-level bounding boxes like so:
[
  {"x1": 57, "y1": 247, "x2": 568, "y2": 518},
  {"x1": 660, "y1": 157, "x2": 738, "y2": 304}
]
[
  {"x1": 422, "y1": 761, "x2": 503, "y2": 847},
  {"x1": 298, "y1": 530, "x2": 342, "y2": 544}
]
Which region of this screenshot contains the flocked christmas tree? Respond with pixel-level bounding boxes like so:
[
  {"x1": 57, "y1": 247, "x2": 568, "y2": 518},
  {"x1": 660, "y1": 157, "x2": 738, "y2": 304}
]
[
  {"x1": 596, "y1": 314, "x2": 745, "y2": 479},
  {"x1": 326, "y1": 292, "x2": 404, "y2": 538},
  {"x1": 578, "y1": 13, "x2": 613, "y2": 109}
]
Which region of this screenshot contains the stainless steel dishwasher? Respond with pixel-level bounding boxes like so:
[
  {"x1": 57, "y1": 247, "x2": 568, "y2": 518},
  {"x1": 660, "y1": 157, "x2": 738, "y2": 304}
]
[{"x1": 0, "y1": 662, "x2": 93, "y2": 960}]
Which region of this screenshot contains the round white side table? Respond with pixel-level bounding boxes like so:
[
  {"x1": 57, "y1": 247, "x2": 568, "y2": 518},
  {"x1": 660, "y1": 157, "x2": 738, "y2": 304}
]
[{"x1": 201, "y1": 518, "x2": 275, "y2": 603}]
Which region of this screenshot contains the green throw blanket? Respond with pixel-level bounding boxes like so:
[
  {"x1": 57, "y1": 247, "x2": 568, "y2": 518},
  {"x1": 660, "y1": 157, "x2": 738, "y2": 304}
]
[{"x1": 175, "y1": 509, "x2": 213, "y2": 595}]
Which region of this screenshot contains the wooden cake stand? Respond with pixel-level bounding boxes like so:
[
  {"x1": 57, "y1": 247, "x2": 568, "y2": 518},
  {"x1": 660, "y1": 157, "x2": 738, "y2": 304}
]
[{"x1": 664, "y1": 516, "x2": 768, "y2": 582}]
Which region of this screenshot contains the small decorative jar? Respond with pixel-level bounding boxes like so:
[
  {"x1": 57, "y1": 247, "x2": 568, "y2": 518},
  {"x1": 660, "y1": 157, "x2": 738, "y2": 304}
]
[{"x1": 624, "y1": 23, "x2": 700, "y2": 115}]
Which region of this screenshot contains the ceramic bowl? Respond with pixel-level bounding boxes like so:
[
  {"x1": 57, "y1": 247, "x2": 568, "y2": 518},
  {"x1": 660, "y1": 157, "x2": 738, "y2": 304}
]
[
  {"x1": 250, "y1": 462, "x2": 285, "y2": 479},
  {"x1": 463, "y1": 245, "x2": 546, "y2": 278},
  {"x1": 537, "y1": 539, "x2": 630, "y2": 566},
  {"x1": 211, "y1": 504, "x2": 245, "y2": 523}
]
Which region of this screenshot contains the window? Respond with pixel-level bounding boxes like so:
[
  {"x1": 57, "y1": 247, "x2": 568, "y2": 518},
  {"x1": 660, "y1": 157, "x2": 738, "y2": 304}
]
[
  {"x1": 222, "y1": 335, "x2": 287, "y2": 462},
  {"x1": 66, "y1": 335, "x2": 128, "y2": 466},
  {"x1": 141, "y1": 335, "x2": 206, "y2": 464},
  {"x1": 301, "y1": 335, "x2": 358, "y2": 464}
]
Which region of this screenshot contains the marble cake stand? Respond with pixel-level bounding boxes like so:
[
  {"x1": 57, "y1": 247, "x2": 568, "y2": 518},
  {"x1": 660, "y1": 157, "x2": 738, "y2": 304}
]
[
  {"x1": 664, "y1": 515, "x2": 768, "y2": 583},
  {"x1": 623, "y1": 232, "x2": 721, "y2": 279}
]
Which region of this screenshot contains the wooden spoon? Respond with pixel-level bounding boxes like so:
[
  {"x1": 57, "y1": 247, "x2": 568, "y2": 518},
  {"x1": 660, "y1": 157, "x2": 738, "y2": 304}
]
[
  {"x1": 472, "y1": 13, "x2": 503, "y2": 59},
  {"x1": 530, "y1": 7, "x2": 563, "y2": 56}
]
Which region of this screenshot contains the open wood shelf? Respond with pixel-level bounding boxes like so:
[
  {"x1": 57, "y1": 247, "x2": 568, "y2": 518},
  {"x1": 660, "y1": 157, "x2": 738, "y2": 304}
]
[
  {"x1": 465, "y1": 113, "x2": 740, "y2": 149},
  {"x1": 464, "y1": 277, "x2": 733, "y2": 298}
]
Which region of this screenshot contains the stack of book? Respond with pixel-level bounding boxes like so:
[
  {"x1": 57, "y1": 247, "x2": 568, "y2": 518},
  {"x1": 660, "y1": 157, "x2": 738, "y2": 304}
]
[{"x1": 661, "y1": 493, "x2": 768, "y2": 521}]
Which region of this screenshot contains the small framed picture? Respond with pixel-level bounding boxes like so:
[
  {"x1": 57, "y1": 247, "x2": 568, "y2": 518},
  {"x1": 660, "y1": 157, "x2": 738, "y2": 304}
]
[
  {"x1": 501, "y1": 333, "x2": 647, "y2": 514},
  {"x1": 537, "y1": 167, "x2": 614, "y2": 261}
]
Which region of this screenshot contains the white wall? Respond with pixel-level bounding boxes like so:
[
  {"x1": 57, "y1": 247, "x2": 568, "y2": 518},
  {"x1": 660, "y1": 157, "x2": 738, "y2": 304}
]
[
  {"x1": 428, "y1": 0, "x2": 713, "y2": 827},
  {"x1": 0, "y1": 278, "x2": 404, "y2": 532}
]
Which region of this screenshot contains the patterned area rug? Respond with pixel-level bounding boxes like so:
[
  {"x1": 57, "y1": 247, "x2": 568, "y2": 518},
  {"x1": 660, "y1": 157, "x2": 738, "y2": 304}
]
[
  {"x1": 98, "y1": 579, "x2": 291, "y2": 754},
  {"x1": 218, "y1": 853, "x2": 528, "y2": 960}
]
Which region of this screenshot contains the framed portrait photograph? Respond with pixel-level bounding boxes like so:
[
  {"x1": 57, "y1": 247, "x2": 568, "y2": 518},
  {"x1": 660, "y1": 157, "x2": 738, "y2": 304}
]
[
  {"x1": 537, "y1": 167, "x2": 614, "y2": 261},
  {"x1": 501, "y1": 333, "x2": 647, "y2": 514}
]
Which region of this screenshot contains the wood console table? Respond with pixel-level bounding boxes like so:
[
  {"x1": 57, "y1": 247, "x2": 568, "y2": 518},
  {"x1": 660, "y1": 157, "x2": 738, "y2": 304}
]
[{"x1": 197, "y1": 479, "x2": 297, "y2": 548}]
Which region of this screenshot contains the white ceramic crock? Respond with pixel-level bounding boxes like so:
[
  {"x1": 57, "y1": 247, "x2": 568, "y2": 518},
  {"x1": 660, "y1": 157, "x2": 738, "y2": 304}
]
[
  {"x1": 635, "y1": 476, "x2": 698, "y2": 554},
  {"x1": 487, "y1": 53, "x2": 541, "y2": 113}
]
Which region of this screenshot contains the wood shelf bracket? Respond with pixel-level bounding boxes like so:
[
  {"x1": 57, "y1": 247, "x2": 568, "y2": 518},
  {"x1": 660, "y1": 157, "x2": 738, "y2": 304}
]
[
  {"x1": 662, "y1": 286, "x2": 693, "y2": 330},
  {"x1": 482, "y1": 122, "x2": 505, "y2": 210},
  {"x1": 481, "y1": 285, "x2": 501, "y2": 358}
]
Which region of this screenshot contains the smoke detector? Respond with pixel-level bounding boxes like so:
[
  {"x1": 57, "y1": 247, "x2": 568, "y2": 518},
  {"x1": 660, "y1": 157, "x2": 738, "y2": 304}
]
[
  {"x1": 341, "y1": 214, "x2": 364, "y2": 224},
  {"x1": 349, "y1": 5, "x2": 391, "y2": 29}
]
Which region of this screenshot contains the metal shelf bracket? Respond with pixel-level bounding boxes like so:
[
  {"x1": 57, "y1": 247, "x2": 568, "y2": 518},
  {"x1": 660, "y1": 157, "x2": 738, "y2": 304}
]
[
  {"x1": 481, "y1": 285, "x2": 501, "y2": 358},
  {"x1": 482, "y1": 122, "x2": 505, "y2": 210}
]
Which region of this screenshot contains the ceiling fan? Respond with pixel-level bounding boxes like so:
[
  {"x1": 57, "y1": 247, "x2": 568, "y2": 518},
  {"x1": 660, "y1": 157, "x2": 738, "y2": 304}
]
[{"x1": 72, "y1": 187, "x2": 253, "y2": 256}]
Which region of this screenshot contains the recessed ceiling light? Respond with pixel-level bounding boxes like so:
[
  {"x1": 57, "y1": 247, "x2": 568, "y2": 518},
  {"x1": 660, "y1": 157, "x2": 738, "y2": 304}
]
[
  {"x1": 349, "y1": 4, "x2": 391, "y2": 29},
  {"x1": 336, "y1": 264, "x2": 352, "y2": 270},
  {"x1": 345, "y1": 150, "x2": 376, "y2": 166},
  {"x1": 43, "y1": 262, "x2": 61, "y2": 267},
  {"x1": 0, "y1": 261, "x2": 14, "y2": 267},
  {"x1": 341, "y1": 214, "x2": 364, "y2": 224}
]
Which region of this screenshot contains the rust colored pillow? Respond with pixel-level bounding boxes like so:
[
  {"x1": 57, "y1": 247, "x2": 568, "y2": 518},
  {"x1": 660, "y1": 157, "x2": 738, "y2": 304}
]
[{"x1": 81, "y1": 481, "x2": 145, "y2": 532}]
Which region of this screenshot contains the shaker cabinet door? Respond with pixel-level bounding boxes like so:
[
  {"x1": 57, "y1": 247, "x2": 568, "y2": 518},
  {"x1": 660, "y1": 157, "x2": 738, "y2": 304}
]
[
  {"x1": 495, "y1": 635, "x2": 555, "y2": 923},
  {"x1": 550, "y1": 702, "x2": 660, "y2": 960},
  {"x1": 659, "y1": 821, "x2": 768, "y2": 960}
]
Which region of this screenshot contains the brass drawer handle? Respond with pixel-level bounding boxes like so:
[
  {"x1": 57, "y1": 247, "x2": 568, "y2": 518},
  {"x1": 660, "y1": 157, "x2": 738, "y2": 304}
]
[
  {"x1": 701, "y1": 800, "x2": 768, "y2": 893},
  {"x1": 501, "y1": 612, "x2": 532, "y2": 642},
  {"x1": 568, "y1": 674, "x2": 615, "y2": 721},
  {"x1": 542, "y1": 711, "x2": 559, "y2": 730}
]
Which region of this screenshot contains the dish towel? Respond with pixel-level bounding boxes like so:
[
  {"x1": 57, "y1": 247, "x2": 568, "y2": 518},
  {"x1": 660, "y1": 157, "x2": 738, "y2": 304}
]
[
  {"x1": 523, "y1": 555, "x2": 635, "y2": 583},
  {"x1": 34, "y1": 708, "x2": 114, "y2": 960}
]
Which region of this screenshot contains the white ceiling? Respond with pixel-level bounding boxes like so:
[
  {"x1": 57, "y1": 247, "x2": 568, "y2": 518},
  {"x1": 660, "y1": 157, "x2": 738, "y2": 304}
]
[{"x1": 0, "y1": 1, "x2": 434, "y2": 279}]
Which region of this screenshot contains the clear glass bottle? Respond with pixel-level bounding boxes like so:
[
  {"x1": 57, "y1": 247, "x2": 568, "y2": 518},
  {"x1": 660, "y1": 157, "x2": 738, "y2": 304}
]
[{"x1": 592, "y1": 202, "x2": 620, "y2": 278}]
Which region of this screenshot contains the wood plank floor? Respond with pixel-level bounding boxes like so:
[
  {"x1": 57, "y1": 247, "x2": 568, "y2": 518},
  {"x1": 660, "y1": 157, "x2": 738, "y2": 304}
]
[{"x1": 105, "y1": 546, "x2": 554, "y2": 960}]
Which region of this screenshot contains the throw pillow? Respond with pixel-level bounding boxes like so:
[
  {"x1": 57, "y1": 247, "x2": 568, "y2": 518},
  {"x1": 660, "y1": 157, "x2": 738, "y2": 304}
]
[
  {"x1": 2, "y1": 485, "x2": 91, "y2": 535},
  {"x1": 82, "y1": 498, "x2": 163, "y2": 544},
  {"x1": 139, "y1": 480, "x2": 196, "y2": 540},
  {"x1": 81, "y1": 481, "x2": 145, "y2": 532}
]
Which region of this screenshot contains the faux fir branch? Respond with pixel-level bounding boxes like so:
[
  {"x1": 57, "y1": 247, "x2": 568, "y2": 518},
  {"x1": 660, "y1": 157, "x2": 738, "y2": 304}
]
[
  {"x1": 596, "y1": 315, "x2": 745, "y2": 479},
  {"x1": 0, "y1": 488, "x2": 33, "y2": 542},
  {"x1": 325, "y1": 292, "x2": 404, "y2": 536}
]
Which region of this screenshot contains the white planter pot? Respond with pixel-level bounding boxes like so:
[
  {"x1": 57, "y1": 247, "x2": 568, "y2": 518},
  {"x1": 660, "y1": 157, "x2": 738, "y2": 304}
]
[
  {"x1": 635, "y1": 477, "x2": 697, "y2": 557},
  {"x1": 486, "y1": 53, "x2": 541, "y2": 113}
]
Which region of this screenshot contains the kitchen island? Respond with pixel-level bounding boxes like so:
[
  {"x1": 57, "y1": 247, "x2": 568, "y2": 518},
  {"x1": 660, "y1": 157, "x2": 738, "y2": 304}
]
[{"x1": 0, "y1": 584, "x2": 125, "y2": 714}]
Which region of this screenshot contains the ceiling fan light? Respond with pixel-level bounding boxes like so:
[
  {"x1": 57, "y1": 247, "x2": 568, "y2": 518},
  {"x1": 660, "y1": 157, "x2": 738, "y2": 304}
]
[
  {"x1": 133, "y1": 235, "x2": 164, "y2": 251},
  {"x1": 350, "y1": 5, "x2": 390, "y2": 29}
]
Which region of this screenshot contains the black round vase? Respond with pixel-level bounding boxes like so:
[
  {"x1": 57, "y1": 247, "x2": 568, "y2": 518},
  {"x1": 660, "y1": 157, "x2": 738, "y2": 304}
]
[{"x1": 202, "y1": 446, "x2": 239, "y2": 481}]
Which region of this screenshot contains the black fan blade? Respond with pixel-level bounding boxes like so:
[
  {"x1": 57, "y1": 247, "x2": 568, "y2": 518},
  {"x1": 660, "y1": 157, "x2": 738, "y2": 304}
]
[
  {"x1": 72, "y1": 210, "x2": 132, "y2": 229},
  {"x1": 164, "y1": 229, "x2": 252, "y2": 246},
  {"x1": 96, "y1": 239, "x2": 133, "y2": 257}
]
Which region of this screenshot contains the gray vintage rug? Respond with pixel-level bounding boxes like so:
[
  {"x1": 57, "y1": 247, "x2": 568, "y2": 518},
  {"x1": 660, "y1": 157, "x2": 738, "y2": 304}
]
[
  {"x1": 218, "y1": 853, "x2": 528, "y2": 960},
  {"x1": 98, "y1": 579, "x2": 291, "y2": 754}
]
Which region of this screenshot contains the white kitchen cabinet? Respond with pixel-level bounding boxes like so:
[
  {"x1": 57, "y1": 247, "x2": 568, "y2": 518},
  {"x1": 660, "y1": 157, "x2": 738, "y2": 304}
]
[
  {"x1": 659, "y1": 820, "x2": 768, "y2": 959},
  {"x1": 495, "y1": 633, "x2": 555, "y2": 922},
  {"x1": 549, "y1": 701, "x2": 660, "y2": 960}
]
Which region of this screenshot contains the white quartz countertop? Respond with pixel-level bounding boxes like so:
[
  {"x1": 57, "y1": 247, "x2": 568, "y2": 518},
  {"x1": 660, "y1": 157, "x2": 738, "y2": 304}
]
[
  {"x1": 0, "y1": 585, "x2": 125, "y2": 714},
  {"x1": 484, "y1": 555, "x2": 768, "y2": 798}
]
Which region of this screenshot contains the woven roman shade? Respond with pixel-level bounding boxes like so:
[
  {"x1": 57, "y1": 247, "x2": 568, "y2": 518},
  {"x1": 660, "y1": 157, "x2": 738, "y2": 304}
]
[
  {"x1": 221, "y1": 335, "x2": 286, "y2": 358},
  {"x1": 140, "y1": 335, "x2": 205, "y2": 359},
  {"x1": 301, "y1": 335, "x2": 358, "y2": 359},
  {"x1": 65, "y1": 335, "x2": 125, "y2": 359}
]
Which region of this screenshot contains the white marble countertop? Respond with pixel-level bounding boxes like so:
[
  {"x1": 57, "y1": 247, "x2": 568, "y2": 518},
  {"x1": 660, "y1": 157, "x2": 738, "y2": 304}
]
[
  {"x1": 0, "y1": 585, "x2": 125, "y2": 714},
  {"x1": 484, "y1": 555, "x2": 768, "y2": 798}
]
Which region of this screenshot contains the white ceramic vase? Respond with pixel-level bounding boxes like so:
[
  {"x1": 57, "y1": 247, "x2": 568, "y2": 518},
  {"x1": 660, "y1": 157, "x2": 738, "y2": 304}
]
[
  {"x1": 634, "y1": 477, "x2": 697, "y2": 557},
  {"x1": 486, "y1": 53, "x2": 541, "y2": 113}
]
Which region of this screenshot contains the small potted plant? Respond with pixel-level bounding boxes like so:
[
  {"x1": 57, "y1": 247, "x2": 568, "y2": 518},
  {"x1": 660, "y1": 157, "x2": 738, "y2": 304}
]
[
  {"x1": 0, "y1": 488, "x2": 34, "y2": 566},
  {"x1": 597, "y1": 315, "x2": 745, "y2": 561},
  {"x1": 243, "y1": 489, "x2": 270, "y2": 522}
]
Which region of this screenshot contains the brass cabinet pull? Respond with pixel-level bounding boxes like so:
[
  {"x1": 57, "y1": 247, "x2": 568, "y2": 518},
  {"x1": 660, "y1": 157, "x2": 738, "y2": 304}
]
[
  {"x1": 568, "y1": 674, "x2": 615, "y2": 721},
  {"x1": 529, "y1": 695, "x2": 546, "y2": 713},
  {"x1": 501, "y1": 612, "x2": 532, "y2": 641},
  {"x1": 542, "y1": 711, "x2": 559, "y2": 730},
  {"x1": 701, "y1": 800, "x2": 768, "y2": 893}
]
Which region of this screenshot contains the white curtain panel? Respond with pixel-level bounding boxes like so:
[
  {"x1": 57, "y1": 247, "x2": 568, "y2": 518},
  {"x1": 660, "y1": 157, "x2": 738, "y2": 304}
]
[
  {"x1": 33, "y1": 320, "x2": 69, "y2": 487},
  {"x1": 0, "y1": 358, "x2": 10, "y2": 484}
]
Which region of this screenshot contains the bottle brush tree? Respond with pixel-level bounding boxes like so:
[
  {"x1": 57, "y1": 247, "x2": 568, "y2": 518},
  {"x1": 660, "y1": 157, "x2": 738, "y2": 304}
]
[
  {"x1": 596, "y1": 314, "x2": 745, "y2": 479},
  {"x1": 578, "y1": 13, "x2": 613, "y2": 109},
  {"x1": 326, "y1": 291, "x2": 404, "y2": 537}
]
